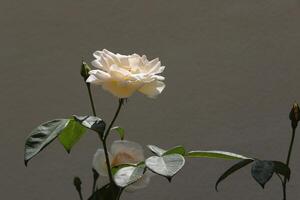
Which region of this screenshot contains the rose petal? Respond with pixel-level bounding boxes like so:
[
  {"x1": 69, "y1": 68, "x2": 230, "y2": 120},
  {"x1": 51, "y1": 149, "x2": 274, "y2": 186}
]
[
  {"x1": 91, "y1": 59, "x2": 109, "y2": 72},
  {"x1": 86, "y1": 75, "x2": 103, "y2": 85},
  {"x1": 109, "y1": 64, "x2": 131, "y2": 80},
  {"x1": 103, "y1": 49, "x2": 122, "y2": 66},
  {"x1": 110, "y1": 140, "x2": 144, "y2": 166},
  {"x1": 89, "y1": 70, "x2": 111, "y2": 81},
  {"x1": 93, "y1": 149, "x2": 112, "y2": 176},
  {"x1": 138, "y1": 80, "x2": 166, "y2": 98},
  {"x1": 102, "y1": 80, "x2": 140, "y2": 98}
]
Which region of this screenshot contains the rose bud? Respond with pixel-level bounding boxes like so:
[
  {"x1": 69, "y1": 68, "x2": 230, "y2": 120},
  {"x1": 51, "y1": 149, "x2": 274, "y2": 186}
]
[
  {"x1": 289, "y1": 103, "x2": 300, "y2": 129},
  {"x1": 73, "y1": 176, "x2": 82, "y2": 191},
  {"x1": 80, "y1": 61, "x2": 91, "y2": 81}
]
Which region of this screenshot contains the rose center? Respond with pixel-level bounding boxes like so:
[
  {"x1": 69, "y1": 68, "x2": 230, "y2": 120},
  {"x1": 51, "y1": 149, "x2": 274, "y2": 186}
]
[{"x1": 111, "y1": 152, "x2": 138, "y2": 167}]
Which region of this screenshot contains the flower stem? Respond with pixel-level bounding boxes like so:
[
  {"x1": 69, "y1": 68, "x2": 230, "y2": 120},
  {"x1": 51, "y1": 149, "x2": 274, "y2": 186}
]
[
  {"x1": 84, "y1": 81, "x2": 124, "y2": 193},
  {"x1": 102, "y1": 99, "x2": 124, "y2": 183},
  {"x1": 282, "y1": 128, "x2": 297, "y2": 200},
  {"x1": 86, "y1": 83, "x2": 97, "y2": 116}
]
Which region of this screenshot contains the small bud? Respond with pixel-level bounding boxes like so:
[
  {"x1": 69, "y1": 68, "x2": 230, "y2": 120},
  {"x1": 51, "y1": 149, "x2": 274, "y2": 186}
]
[
  {"x1": 73, "y1": 176, "x2": 82, "y2": 191},
  {"x1": 289, "y1": 103, "x2": 300, "y2": 129},
  {"x1": 81, "y1": 61, "x2": 91, "y2": 81}
]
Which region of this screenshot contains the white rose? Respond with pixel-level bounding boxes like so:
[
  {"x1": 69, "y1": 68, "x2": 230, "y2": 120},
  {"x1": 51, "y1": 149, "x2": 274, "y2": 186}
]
[
  {"x1": 86, "y1": 49, "x2": 166, "y2": 98},
  {"x1": 93, "y1": 140, "x2": 153, "y2": 191}
]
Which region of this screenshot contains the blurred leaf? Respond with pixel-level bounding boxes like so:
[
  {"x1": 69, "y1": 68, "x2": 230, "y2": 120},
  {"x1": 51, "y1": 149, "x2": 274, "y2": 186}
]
[
  {"x1": 215, "y1": 159, "x2": 253, "y2": 191},
  {"x1": 24, "y1": 119, "x2": 69, "y2": 166},
  {"x1": 273, "y1": 161, "x2": 291, "y2": 181},
  {"x1": 251, "y1": 160, "x2": 274, "y2": 188},
  {"x1": 145, "y1": 154, "x2": 185, "y2": 181},
  {"x1": 111, "y1": 126, "x2": 125, "y2": 140},
  {"x1": 114, "y1": 164, "x2": 146, "y2": 188},
  {"x1": 187, "y1": 150, "x2": 251, "y2": 160},
  {"x1": 88, "y1": 183, "x2": 122, "y2": 200},
  {"x1": 147, "y1": 145, "x2": 166, "y2": 156},
  {"x1": 74, "y1": 115, "x2": 106, "y2": 136},
  {"x1": 163, "y1": 145, "x2": 186, "y2": 156},
  {"x1": 58, "y1": 118, "x2": 86, "y2": 153}
]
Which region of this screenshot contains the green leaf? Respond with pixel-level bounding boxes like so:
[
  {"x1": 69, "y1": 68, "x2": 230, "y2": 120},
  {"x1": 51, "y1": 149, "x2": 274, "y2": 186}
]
[
  {"x1": 215, "y1": 159, "x2": 253, "y2": 191},
  {"x1": 114, "y1": 164, "x2": 146, "y2": 188},
  {"x1": 251, "y1": 160, "x2": 275, "y2": 188},
  {"x1": 88, "y1": 183, "x2": 122, "y2": 200},
  {"x1": 24, "y1": 119, "x2": 70, "y2": 166},
  {"x1": 187, "y1": 150, "x2": 251, "y2": 160},
  {"x1": 145, "y1": 154, "x2": 185, "y2": 181},
  {"x1": 147, "y1": 145, "x2": 166, "y2": 156},
  {"x1": 74, "y1": 115, "x2": 106, "y2": 136},
  {"x1": 111, "y1": 126, "x2": 125, "y2": 140},
  {"x1": 58, "y1": 119, "x2": 86, "y2": 153},
  {"x1": 273, "y1": 161, "x2": 290, "y2": 181},
  {"x1": 163, "y1": 145, "x2": 186, "y2": 156}
]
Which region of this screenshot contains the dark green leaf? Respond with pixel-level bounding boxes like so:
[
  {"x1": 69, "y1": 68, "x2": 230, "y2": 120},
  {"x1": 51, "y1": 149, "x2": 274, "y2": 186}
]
[
  {"x1": 147, "y1": 145, "x2": 166, "y2": 156},
  {"x1": 273, "y1": 161, "x2": 291, "y2": 181},
  {"x1": 187, "y1": 150, "x2": 251, "y2": 160},
  {"x1": 74, "y1": 115, "x2": 106, "y2": 135},
  {"x1": 58, "y1": 119, "x2": 86, "y2": 153},
  {"x1": 24, "y1": 119, "x2": 69, "y2": 166},
  {"x1": 88, "y1": 183, "x2": 122, "y2": 200},
  {"x1": 251, "y1": 160, "x2": 274, "y2": 188},
  {"x1": 145, "y1": 154, "x2": 185, "y2": 181},
  {"x1": 111, "y1": 126, "x2": 125, "y2": 140},
  {"x1": 215, "y1": 159, "x2": 253, "y2": 191},
  {"x1": 163, "y1": 145, "x2": 186, "y2": 156},
  {"x1": 114, "y1": 164, "x2": 146, "y2": 187}
]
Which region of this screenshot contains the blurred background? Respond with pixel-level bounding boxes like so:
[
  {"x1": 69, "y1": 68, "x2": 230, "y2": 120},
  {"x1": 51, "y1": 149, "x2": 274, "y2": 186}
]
[{"x1": 1, "y1": 0, "x2": 300, "y2": 199}]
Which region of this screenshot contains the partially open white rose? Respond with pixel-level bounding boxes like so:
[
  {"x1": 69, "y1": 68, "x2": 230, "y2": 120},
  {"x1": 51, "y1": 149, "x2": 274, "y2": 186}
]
[
  {"x1": 86, "y1": 49, "x2": 166, "y2": 98},
  {"x1": 93, "y1": 140, "x2": 153, "y2": 191}
]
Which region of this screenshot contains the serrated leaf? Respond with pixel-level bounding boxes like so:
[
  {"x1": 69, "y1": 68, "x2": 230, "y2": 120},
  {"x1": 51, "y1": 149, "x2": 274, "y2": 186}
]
[
  {"x1": 187, "y1": 150, "x2": 251, "y2": 160},
  {"x1": 88, "y1": 183, "x2": 121, "y2": 200},
  {"x1": 251, "y1": 160, "x2": 274, "y2": 188},
  {"x1": 73, "y1": 115, "x2": 106, "y2": 136},
  {"x1": 215, "y1": 159, "x2": 253, "y2": 191},
  {"x1": 58, "y1": 119, "x2": 86, "y2": 153},
  {"x1": 111, "y1": 126, "x2": 125, "y2": 140},
  {"x1": 114, "y1": 164, "x2": 146, "y2": 188},
  {"x1": 147, "y1": 145, "x2": 166, "y2": 156},
  {"x1": 24, "y1": 119, "x2": 70, "y2": 166},
  {"x1": 145, "y1": 154, "x2": 185, "y2": 180},
  {"x1": 163, "y1": 145, "x2": 186, "y2": 156}
]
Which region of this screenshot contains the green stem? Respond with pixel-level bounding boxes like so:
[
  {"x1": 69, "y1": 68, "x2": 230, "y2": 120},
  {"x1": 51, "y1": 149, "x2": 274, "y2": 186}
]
[
  {"x1": 86, "y1": 83, "x2": 97, "y2": 116},
  {"x1": 104, "y1": 99, "x2": 124, "y2": 141},
  {"x1": 84, "y1": 81, "x2": 124, "y2": 196},
  {"x1": 78, "y1": 192, "x2": 83, "y2": 200},
  {"x1": 102, "y1": 99, "x2": 124, "y2": 183},
  {"x1": 282, "y1": 128, "x2": 296, "y2": 200}
]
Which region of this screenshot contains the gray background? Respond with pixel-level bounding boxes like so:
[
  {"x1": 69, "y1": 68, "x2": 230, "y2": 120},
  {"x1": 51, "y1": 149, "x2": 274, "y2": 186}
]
[{"x1": 1, "y1": 0, "x2": 300, "y2": 199}]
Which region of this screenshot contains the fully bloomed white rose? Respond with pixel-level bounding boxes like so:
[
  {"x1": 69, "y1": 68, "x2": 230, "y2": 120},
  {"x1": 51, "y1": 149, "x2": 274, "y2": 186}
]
[
  {"x1": 86, "y1": 49, "x2": 166, "y2": 98},
  {"x1": 93, "y1": 140, "x2": 153, "y2": 191}
]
